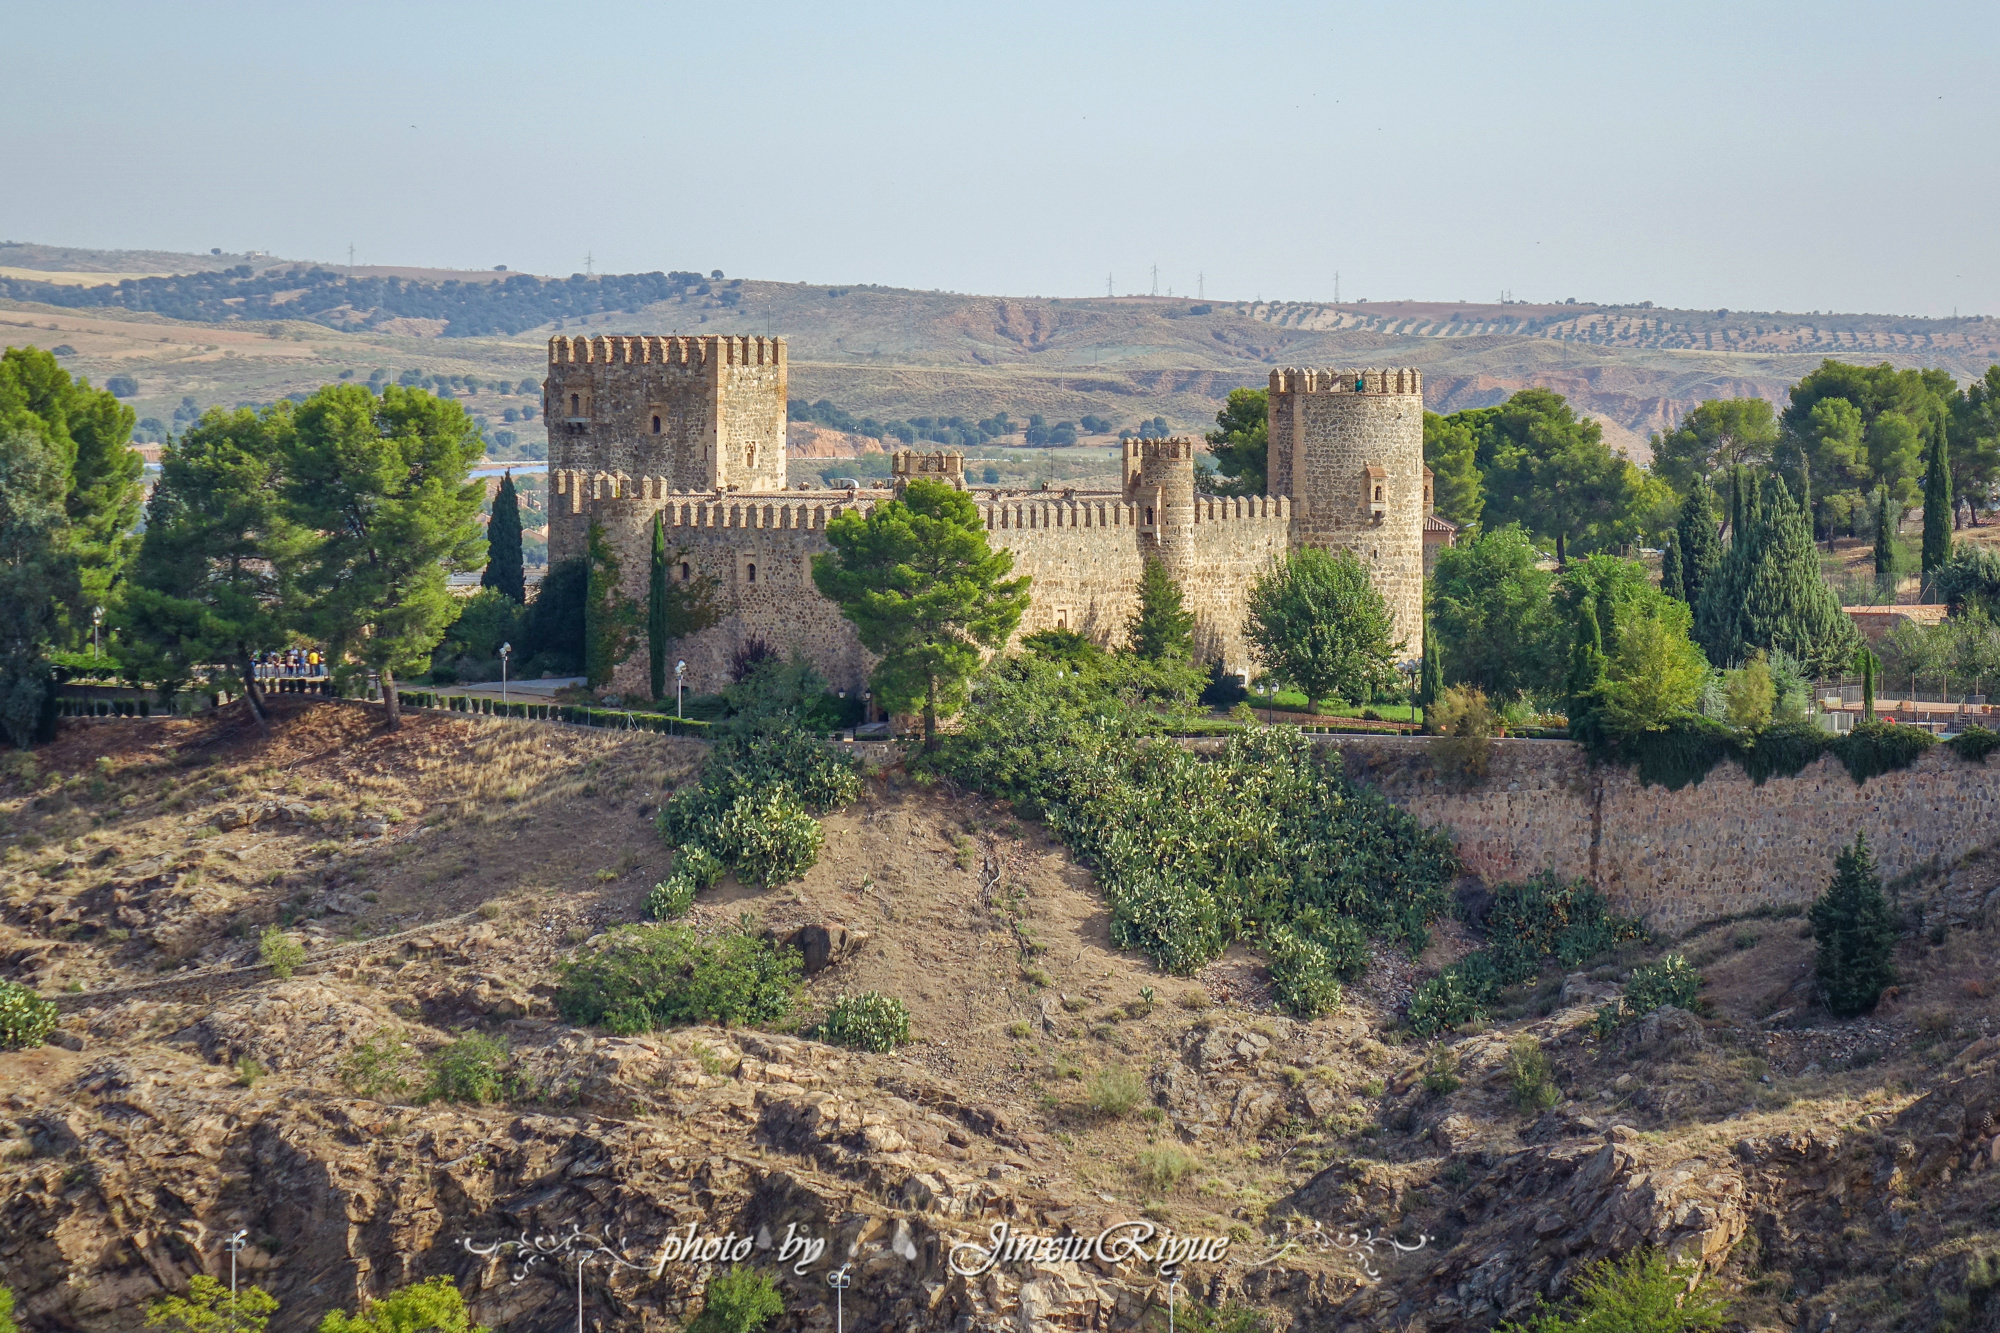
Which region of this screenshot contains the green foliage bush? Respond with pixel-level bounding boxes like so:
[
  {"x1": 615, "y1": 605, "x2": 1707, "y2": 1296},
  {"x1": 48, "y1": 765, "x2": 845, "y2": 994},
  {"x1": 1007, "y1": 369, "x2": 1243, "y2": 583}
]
[
  {"x1": 258, "y1": 927, "x2": 305, "y2": 980},
  {"x1": 555, "y1": 923, "x2": 802, "y2": 1034},
  {"x1": 1085, "y1": 1064, "x2": 1148, "y2": 1117},
  {"x1": 1499, "y1": 1248, "x2": 1727, "y2": 1333},
  {"x1": 926, "y1": 655, "x2": 1457, "y2": 983},
  {"x1": 811, "y1": 991, "x2": 911, "y2": 1052},
  {"x1": 0, "y1": 979, "x2": 57, "y2": 1050},
  {"x1": 1622, "y1": 953, "x2": 1704, "y2": 1014},
  {"x1": 1833, "y1": 718, "x2": 1935, "y2": 782},
  {"x1": 145, "y1": 1275, "x2": 279, "y2": 1333},
  {"x1": 1407, "y1": 968, "x2": 1487, "y2": 1037},
  {"x1": 687, "y1": 1268, "x2": 784, "y2": 1333},
  {"x1": 423, "y1": 1033, "x2": 512, "y2": 1104},
  {"x1": 1810, "y1": 834, "x2": 1900, "y2": 1017},
  {"x1": 1265, "y1": 913, "x2": 1367, "y2": 1018},
  {"x1": 708, "y1": 791, "x2": 823, "y2": 887},
  {"x1": 644, "y1": 845, "x2": 724, "y2": 919},
  {"x1": 1947, "y1": 725, "x2": 2000, "y2": 763},
  {"x1": 1505, "y1": 1034, "x2": 1560, "y2": 1113},
  {"x1": 318, "y1": 1276, "x2": 489, "y2": 1333}
]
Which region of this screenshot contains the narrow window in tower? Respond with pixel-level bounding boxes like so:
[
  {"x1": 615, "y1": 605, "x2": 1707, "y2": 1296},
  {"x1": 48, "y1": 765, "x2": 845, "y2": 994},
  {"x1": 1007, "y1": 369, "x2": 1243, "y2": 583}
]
[
  {"x1": 1145, "y1": 506, "x2": 1155, "y2": 525},
  {"x1": 747, "y1": 445, "x2": 757, "y2": 469},
  {"x1": 746, "y1": 562, "x2": 757, "y2": 584},
  {"x1": 680, "y1": 562, "x2": 690, "y2": 581},
  {"x1": 652, "y1": 414, "x2": 662, "y2": 434},
  {"x1": 569, "y1": 393, "x2": 580, "y2": 417}
]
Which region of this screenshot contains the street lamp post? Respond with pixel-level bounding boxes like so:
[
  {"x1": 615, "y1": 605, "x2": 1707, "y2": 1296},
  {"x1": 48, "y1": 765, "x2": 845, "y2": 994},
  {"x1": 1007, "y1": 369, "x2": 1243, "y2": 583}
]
[
  {"x1": 827, "y1": 1263, "x2": 852, "y2": 1333},
  {"x1": 500, "y1": 642, "x2": 512, "y2": 706},
  {"x1": 91, "y1": 606, "x2": 103, "y2": 659},
  {"x1": 674, "y1": 660, "x2": 686, "y2": 719},
  {"x1": 223, "y1": 1229, "x2": 248, "y2": 1317},
  {"x1": 1167, "y1": 1275, "x2": 1182, "y2": 1333},
  {"x1": 1400, "y1": 658, "x2": 1421, "y2": 728}
]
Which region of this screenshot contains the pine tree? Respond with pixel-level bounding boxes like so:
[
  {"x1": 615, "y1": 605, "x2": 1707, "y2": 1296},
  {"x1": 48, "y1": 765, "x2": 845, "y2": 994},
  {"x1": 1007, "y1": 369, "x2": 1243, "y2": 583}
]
[
  {"x1": 480, "y1": 472, "x2": 525, "y2": 603},
  {"x1": 1923, "y1": 415, "x2": 1953, "y2": 582},
  {"x1": 1809, "y1": 833, "x2": 1900, "y2": 1017},
  {"x1": 1660, "y1": 531, "x2": 1684, "y2": 601},
  {"x1": 1675, "y1": 481, "x2": 1722, "y2": 610},
  {"x1": 1126, "y1": 555, "x2": 1195, "y2": 661},
  {"x1": 647, "y1": 511, "x2": 669, "y2": 701}
]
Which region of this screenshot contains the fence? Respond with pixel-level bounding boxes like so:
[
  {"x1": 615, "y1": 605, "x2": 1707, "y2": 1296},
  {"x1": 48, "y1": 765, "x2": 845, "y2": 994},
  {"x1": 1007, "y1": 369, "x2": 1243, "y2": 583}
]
[{"x1": 395, "y1": 690, "x2": 712, "y2": 737}]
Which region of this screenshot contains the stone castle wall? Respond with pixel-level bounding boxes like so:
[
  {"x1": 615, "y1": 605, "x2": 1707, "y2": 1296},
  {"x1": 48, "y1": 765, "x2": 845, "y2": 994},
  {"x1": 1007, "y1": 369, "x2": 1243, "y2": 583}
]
[{"x1": 1329, "y1": 736, "x2": 2000, "y2": 932}]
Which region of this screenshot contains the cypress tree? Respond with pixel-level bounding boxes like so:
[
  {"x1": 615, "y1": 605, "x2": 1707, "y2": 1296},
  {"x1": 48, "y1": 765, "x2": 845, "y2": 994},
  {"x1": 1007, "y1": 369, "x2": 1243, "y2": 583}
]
[
  {"x1": 1859, "y1": 646, "x2": 1876, "y2": 722},
  {"x1": 1127, "y1": 555, "x2": 1195, "y2": 662},
  {"x1": 1660, "y1": 531, "x2": 1684, "y2": 601},
  {"x1": 1676, "y1": 481, "x2": 1722, "y2": 610},
  {"x1": 1564, "y1": 594, "x2": 1608, "y2": 748},
  {"x1": 1922, "y1": 415, "x2": 1953, "y2": 582},
  {"x1": 1419, "y1": 609, "x2": 1443, "y2": 717},
  {"x1": 480, "y1": 471, "x2": 525, "y2": 603},
  {"x1": 647, "y1": 511, "x2": 669, "y2": 701},
  {"x1": 1872, "y1": 486, "x2": 1894, "y2": 583},
  {"x1": 1698, "y1": 474, "x2": 1856, "y2": 674},
  {"x1": 1808, "y1": 833, "x2": 1900, "y2": 1017}
]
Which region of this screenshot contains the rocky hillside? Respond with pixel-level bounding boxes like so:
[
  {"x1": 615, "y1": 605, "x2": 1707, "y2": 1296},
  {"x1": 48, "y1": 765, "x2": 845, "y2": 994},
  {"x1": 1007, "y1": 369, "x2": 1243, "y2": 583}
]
[{"x1": 6, "y1": 701, "x2": 2000, "y2": 1331}]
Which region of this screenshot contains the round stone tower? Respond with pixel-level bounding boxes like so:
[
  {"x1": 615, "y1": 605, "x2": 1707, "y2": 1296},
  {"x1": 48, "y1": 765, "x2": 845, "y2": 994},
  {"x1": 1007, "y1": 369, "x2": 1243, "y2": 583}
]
[
  {"x1": 1265, "y1": 368, "x2": 1426, "y2": 655},
  {"x1": 1122, "y1": 436, "x2": 1198, "y2": 578}
]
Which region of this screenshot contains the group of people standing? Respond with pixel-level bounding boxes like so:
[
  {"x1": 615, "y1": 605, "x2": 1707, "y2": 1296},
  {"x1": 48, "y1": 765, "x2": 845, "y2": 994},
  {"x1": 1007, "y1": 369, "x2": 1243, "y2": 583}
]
[{"x1": 254, "y1": 647, "x2": 326, "y2": 679}]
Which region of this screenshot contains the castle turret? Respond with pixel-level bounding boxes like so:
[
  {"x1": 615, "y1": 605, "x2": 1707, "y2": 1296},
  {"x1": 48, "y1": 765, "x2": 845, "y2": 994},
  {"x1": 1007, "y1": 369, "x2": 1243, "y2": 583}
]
[
  {"x1": 1122, "y1": 436, "x2": 1198, "y2": 579},
  {"x1": 890, "y1": 449, "x2": 966, "y2": 492},
  {"x1": 1266, "y1": 368, "x2": 1425, "y2": 652}
]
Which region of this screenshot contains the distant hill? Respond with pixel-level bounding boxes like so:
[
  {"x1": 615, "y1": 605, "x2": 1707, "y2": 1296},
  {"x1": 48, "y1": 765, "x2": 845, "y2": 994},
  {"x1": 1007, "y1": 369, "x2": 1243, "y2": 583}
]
[{"x1": 5, "y1": 242, "x2": 1999, "y2": 464}]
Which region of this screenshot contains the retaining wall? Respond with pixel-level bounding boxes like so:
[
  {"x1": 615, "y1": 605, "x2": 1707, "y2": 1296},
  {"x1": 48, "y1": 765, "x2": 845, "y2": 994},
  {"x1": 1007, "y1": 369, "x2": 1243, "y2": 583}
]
[{"x1": 1331, "y1": 736, "x2": 2000, "y2": 933}]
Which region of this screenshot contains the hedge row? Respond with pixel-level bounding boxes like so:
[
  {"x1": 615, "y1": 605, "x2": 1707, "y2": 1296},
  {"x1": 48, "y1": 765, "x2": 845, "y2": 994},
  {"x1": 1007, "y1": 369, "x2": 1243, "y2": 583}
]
[
  {"x1": 397, "y1": 691, "x2": 712, "y2": 735},
  {"x1": 1615, "y1": 718, "x2": 2000, "y2": 791}
]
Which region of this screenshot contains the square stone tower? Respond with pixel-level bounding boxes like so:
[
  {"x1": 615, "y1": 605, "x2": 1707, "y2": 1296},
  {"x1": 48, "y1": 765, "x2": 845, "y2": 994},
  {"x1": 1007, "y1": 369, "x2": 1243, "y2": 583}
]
[
  {"x1": 1266, "y1": 367, "x2": 1426, "y2": 655},
  {"x1": 544, "y1": 334, "x2": 787, "y2": 561}
]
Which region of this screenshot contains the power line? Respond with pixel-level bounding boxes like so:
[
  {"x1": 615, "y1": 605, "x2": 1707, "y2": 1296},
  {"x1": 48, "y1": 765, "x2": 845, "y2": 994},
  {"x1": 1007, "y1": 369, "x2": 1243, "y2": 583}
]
[
  {"x1": 1198, "y1": 272, "x2": 1205, "y2": 300},
  {"x1": 1107, "y1": 272, "x2": 1113, "y2": 298},
  {"x1": 1150, "y1": 264, "x2": 1158, "y2": 297}
]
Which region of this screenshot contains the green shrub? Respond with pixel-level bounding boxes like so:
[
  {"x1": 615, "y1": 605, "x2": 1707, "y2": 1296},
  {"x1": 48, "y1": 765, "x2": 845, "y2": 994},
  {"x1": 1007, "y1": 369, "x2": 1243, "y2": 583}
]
[
  {"x1": 1738, "y1": 720, "x2": 1831, "y2": 785},
  {"x1": 555, "y1": 923, "x2": 802, "y2": 1034},
  {"x1": 1809, "y1": 833, "x2": 1900, "y2": 1017},
  {"x1": 1505, "y1": 1034, "x2": 1560, "y2": 1113},
  {"x1": 423, "y1": 1033, "x2": 512, "y2": 1103},
  {"x1": 0, "y1": 980, "x2": 58, "y2": 1050},
  {"x1": 1498, "y1": 1248, "x2": 1727, "y2": 1332},
  {"x1": 1134, "y1": 1145, "x2": 1199, "y2": 1194},
  {"x1": 1831, "y1": 718, "x2": 1935, "y2": 783},
  {"x1": 1408, "y1": 966, "x2": 1489, "y2": 1037},
  {"x1": 709, "y1": 791, "x2": 822, "y2": 887},
  {"x1": 1947, "y1": 725, "x2": 2000, "y2": 763},
  {"x1": 1613, "y1": 714, "x2": 1738, "y2": 790},
  {"x1": 687, "y1": 1267, "x2": 783, "y2": 1333},
  {"x1": 1085, "y1": 1064, "x2": 1147, "y2": 1117},
  {"x1": 145, "y1": 1275, "x2": 279, "y2": 1333},
  {"x1": 811, "y1": 991, "x2": 910, "y2": 1052},
  {"x1": 1484, "y1": 873, "x2": 1645, "y2": 982},
  {"x1": 0, "y1": 1283, "x2": 15, "y2": 1333},
  {"x1": 644, "y1": 846, "x2": 725, "y2": 919},
  {"x1": 258, "y1": 927, "x2": 306, "y2": 980},
  {"x1": 318, "y1": 1276, "x2": 488, "y2": 1333},
  {"x1": 1265, "y1": 916, "x2": 1365, "y2": 1018},
  {"x1": 1623, "y1": 953, "x2": 1703, "y2": 1014},
  {"x1": 340, "y1": 1031, "x2": 416, "y2": 1099},
  {"x1": 1421, "y1": 1045, "x2": 1462, "y2": 1096}
]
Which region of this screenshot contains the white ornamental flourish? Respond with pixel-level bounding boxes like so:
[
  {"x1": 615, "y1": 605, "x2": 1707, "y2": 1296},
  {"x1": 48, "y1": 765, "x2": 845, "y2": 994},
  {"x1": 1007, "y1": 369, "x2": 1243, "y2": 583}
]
[
  {"x1": 1246, "y1": 1226, "x2": 1431, "y2": 1282},
  {"x1": 459, "y1": 1223, "x2": 666, "y2": 1283}
]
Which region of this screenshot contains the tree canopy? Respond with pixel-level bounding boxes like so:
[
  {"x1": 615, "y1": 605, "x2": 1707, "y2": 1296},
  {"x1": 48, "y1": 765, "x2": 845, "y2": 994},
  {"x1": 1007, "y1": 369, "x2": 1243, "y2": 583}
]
[
  {"x1": 1427, "y1": 526, "x2": 1558, "y2": 701},
  {"x1": 1694, "y1": 472, "x2": 1858, "y2": 673},
  {"x1": 1201, "y1": 388, "x2": 1267, "y2": 496},
  {"x1": 1649, "y1": 396, "x2": 1779, "y2": 494},
  {"x1": 0, "y1": 427, "x2": 77, "y2": 748},
  {"x1": 1245, "y1": 545, "x2": 1402, "y2": 711},
  {"x1": 813, "y1": 477, "x2": 1031, "y2": 747},
  {"x1": 1126, "y1": 555, "x2": 1194, "y2": 661},
  {"x1": 480, "y1": 472, "x2": 525, "y2": 603}
]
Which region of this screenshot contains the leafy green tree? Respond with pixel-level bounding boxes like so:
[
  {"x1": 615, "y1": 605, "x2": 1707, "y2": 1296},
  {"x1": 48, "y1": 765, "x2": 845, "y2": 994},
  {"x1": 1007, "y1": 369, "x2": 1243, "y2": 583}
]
[
  {"x1": 279, "y1": 384, "x2": 486, "y2": 729},
  {"x1": 1658, "y1": 532, "x2": 1682, "y2": 601},
  {"x1": 1723, "y1": 653, "x2": 1775, "y2": 731},
  {"x1": 1453, "y1": 389, "x2": 1670, "y2": 553},
  {"x1": 1428, "y1": 526, "x2": 1559, "y2": 702},
  {"x1": 0, "y1": 346, "x2": 145, "y2": 633},
  {"x1": 1563, "y1": 594, "x2": 1609, "y2": 747},
  {"x1": 1201, "y1": 388, "x2": 1267, "y2": 495},
  {"x1": 1695, "y1": 475, "x2": 1857, "y2": 673},
  {"x1": 523, "y1": 556, "x2": 586, "y2": 673},
  {"x1": 1672, "y1": 482, "x2": 1721, "y2": 609},
  {"x1": 1245, "y1": 546, "x2": 1401, "y2": 712},
  {"x1": 1421, "y1": 410, "x2": 1484, "y2": 525},
  {"x1": 1599, "y1": 613, "x2": 1708, "y2": 736},
  {"x1": 1953, "y1": 364, "x2": 2000, "y2": 526},
  {"x1": 813, "y1": 477, "x2": 1030, "y2": 747},
  {"x1": 687, "y1": 1268, "x2": 784, "y2": 1333},
  {"x1": 120, "y1": 408, "x2": 298, "y2": 730},
  {"x1": 1923, "y1": 415, "x2": 1953, "y2": 579},
  {"x1": 1127, "y1": 555, "x2": 1194, "y2": 661},
  {"x1": 1782, "y1": 359, "x2": 1955, "y2": 529},
  {"x1": 1499, "y1": 1249, "x2": 1726, "y2": 1333},
  {"x1": 479, "y1": 472, "x2": 524, "y2": 603},
  {"x1": 1649, "y1": 396, "x2": 1779, "y2": 494},
  {"x1": 1809, "y1": 833, "x2": 1899, "y2": 1017},
  {"x1": 0, "y1": 427, "x2": 77, "y2": 747},
  {"x1": 583, "y1": 518, "x2": 640, "y2": 690},
  {"x1": 1936, "y1": 544, "x2": 2000, "y2": 619},
  {"x1": 319, "y1": 1277, "x2": 488, "y2": 1333},
  {"x1": 145, "y1": 1275, "x2": 279, "y2": 1333}
]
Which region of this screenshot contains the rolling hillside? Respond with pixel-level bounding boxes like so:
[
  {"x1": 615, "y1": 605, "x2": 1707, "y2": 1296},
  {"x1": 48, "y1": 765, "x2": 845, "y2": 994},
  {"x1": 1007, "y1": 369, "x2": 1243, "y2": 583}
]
[{"x1": 6, "y1": 243, "x2": 1999, "y2": 464}]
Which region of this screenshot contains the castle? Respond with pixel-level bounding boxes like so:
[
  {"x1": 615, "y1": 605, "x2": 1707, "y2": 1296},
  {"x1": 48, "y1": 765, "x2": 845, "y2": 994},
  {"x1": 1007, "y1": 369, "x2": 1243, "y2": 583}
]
[{"x1": 541, "y1": 334, "x2": 1430, "y2": 701}]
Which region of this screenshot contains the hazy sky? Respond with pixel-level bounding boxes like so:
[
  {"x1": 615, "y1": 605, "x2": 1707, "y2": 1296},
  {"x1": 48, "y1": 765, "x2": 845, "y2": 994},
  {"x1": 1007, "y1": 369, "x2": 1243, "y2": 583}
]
[{"x1": 4, "y1": 1, "x2": 1996, "y2": 317}]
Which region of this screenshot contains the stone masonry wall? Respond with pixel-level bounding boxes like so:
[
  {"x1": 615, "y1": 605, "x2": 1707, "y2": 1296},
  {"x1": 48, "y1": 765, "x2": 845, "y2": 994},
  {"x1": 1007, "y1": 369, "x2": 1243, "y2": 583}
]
[{"x1": 1332, "y1": 736, "x2": 2000, "y2": 933}]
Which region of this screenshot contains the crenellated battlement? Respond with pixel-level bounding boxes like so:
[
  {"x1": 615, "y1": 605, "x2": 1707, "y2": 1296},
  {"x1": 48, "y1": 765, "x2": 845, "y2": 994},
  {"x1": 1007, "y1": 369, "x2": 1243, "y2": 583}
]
[
  {"x1": 1121, "y1": 436, "x2": 1198, "y2": 462},
  {"x1": 545, "y1": 334, "x2": 786, "y2": 369},
  {"x1": 890, "y1": 449, "x2": 966, "y2": 490},
  {"x1": 1268, "y1": 367, "x2": 1422, "y2": 396}
]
